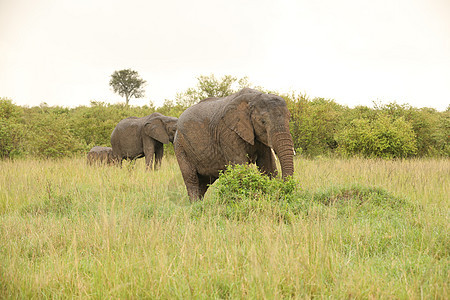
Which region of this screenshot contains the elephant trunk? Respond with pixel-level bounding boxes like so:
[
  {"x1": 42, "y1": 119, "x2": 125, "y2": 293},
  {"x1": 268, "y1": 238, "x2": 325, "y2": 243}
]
[{"x1": 271, "y1": 131, "x2": 295, "y2": 178}]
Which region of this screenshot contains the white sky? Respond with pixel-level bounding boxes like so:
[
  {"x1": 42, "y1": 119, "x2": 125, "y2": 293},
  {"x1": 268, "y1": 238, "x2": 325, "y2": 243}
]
[{"x1": 0, "y1": 0, "x2": 449, "y2": 110}]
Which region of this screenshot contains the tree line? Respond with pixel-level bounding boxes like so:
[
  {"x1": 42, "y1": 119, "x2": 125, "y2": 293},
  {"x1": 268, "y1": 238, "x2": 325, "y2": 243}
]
[{"x1": 1, "y1": 74, "x2": 449, "y2": 159}]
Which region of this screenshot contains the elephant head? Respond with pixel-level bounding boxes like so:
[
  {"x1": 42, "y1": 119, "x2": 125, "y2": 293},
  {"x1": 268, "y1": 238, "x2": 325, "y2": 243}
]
[
  {"x1": 143, "y1": 115, "x2": 177, "y2": 144},
  {"x1": 222, "y1": 89, "x2": 294, "y2": 178}
]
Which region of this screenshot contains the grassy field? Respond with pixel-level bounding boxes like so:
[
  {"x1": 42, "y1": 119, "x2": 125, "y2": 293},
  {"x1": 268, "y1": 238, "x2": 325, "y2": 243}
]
[{"x1": 0, "y1": 156, "x2": 448, "y2": 298}]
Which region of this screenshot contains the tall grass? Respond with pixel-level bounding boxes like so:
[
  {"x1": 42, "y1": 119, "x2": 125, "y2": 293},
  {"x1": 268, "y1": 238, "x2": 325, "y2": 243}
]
[{"x1": 0, "y1": 157, "x2": 448, "y2": 298}]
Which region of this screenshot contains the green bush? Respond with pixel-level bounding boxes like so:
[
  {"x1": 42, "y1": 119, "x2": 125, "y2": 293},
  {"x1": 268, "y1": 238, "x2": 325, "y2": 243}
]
[
  {"x1": 436, "y1": 109, "x2": 450, "y2": 156},
  {"x1": 284, "y1": 93, "x2": 345, "y2": 156},
  {"x1": 213, "y1": 164, "x2": 296, "y2": 203},
  {"x1": 191, "y1": 164, "x2": 299, "y2": 222},
  {"x1": 285, "y1": 96, "x2": 448, "y2": 158},
  {"x1": 336, "y1": 113, "x2": 418, "y2": 158},
  {"x1": 0, "y1": 98, "x2": 25, "y2": 158},
  {"x1": 375, "y1": 103, "x2": 448, "y2": 157},
  {"x1": 24, "y1": 106, "x2": 85, "y2": 158}
]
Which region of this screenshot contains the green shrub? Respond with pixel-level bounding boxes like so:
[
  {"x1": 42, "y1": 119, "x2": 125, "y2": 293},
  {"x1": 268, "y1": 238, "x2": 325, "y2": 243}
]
[
  {"x1": 190, "y1": 164, "x2": 298, "y2": 222},
  {"x1": 212, "y1": 164, "x2": 296, "y2": 203},
  {"x1": 375, "y1": 103, "x2": 448, "y2": 157},
  {"x1": 0, "y1": 98, "x2": 25, "y2": 158},
  {"x1": 24, "y1": 106, "x2": 85, "y2": 158},
  {"x1": 285, "y1": 96, "x2": 447, "y2": 158},
  {"x1": 436, "y1": 109, "x2": 450, "y2": 156},
  {"x1": 284, "y1": 93, "x2": 346, "y2": 157},
  {"x1": 336, "y1": 113, "x2": 418, "y2": 158}
]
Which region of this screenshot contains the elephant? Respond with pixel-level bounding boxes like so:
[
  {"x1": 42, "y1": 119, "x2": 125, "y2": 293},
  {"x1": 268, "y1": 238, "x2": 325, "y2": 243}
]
[
  {"x1": 87, "y1": 146, "x2": 119, "y2": 166},
  {"x1": 174, "y1": 88, "x2": 295, "y2": 201},
  {"x1": 110, "y1": 112, "x2": 178, "y2": 170}
]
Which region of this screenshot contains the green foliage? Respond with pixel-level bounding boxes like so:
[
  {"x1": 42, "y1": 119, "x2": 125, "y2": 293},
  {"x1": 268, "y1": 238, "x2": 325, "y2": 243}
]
[
  {"x1": 191, "y1": 164, "x2": 298, "y2": 222},
  {"x1": 0, "y1": 98, "x2": 25, "y2": 158},
  {"x1": 436, "y1": 109, "x2": 450, "y2": 156},
  {"x1": 109, "y1": 69, "x2": 147, "y2": 106},
  {"x1": 374, "y1": 102, "x2": 449, "y2": 157},
  {"x1": 156, "y1": 99, "x2": 186, "y2": 118},
  {"x1": 0, "y1": 100, "x2": 166, "y2": 158},
  {"x1": 336, "y1": 112, "x2": 417, "y2": 158},
  {"x1": 175, "y1": 74, "x2": 252, "y2": 107},
  {"x1": 284, "y1": 93, "x2": 447, "y2": 158},
  {"x1": 213, "y1": 164, "x2": 296, "y2": 203},
  {"x1": 284, "y1": 93, "x2": 346, "y2": 156},
  {"x1": 23, "y1": 105, "x2": 85, "y2": 158}
]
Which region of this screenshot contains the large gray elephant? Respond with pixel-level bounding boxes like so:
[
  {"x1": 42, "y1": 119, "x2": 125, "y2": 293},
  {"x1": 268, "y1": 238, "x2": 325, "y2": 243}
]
[
  {"x1": 174, "y1": 88, "x2": 295, "y2": 201},
  {"x1": 111, "y1": 113, "x2": 178, "y2": 170},
  {"x1": 87, "y1": 146, "x2": 119, "y2": 166}
]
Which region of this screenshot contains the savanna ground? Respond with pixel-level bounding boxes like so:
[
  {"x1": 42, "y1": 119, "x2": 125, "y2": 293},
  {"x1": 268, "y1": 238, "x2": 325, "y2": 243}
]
[{"x1": 0, "y1": 156, "x2": 448, "y2": 298}]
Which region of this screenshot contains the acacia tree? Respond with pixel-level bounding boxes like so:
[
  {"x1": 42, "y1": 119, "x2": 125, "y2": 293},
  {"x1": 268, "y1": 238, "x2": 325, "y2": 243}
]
[
  {"x1": 109, "y1": 69, "x2": 146, "y2": 106},
  {"x1": 175, "y1": 74, "x2": 252, "y2": 107}
]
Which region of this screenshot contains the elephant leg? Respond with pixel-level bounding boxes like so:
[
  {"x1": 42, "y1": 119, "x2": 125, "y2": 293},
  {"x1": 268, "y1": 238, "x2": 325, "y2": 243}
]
[
  {"x1": 154, "y1": 143, "x2": 164, "y2": 170},
  {"x1": 145, "y1": 154, "x2": 154, "y2": 170},
  {"x1": 176, "y1": 149, "x2": 202, "y2": 201},
  {"x1": 256, "y1": 144, "x2": 278, "y2": 178},
  {"x1": 143, "y1": 140, "x2": 156, "y2": 170}
]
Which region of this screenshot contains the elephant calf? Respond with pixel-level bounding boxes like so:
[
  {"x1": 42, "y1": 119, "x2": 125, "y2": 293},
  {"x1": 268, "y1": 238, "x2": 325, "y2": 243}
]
[
  {"x1": 87, "y1": 146, "x2": 118, "y2": 166},
  {"x1": 111, "y1": 112, "x2": 178, "y2": 170}
]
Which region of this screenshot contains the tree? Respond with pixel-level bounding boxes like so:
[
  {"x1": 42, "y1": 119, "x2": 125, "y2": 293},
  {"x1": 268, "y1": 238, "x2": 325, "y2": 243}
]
[
  {"x1": 175, "y1": 74, "x2": 252, "y2": 107},
  {"x1": 109, "y1": 69, "x2": 147, "y2": 106}
]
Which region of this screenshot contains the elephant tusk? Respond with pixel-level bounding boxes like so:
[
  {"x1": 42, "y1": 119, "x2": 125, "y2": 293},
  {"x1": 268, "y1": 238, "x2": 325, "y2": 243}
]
[
  {"x1": 271, "y1": 148, "x2": 278, "y2": 161},
  {"x1": 272, "y1": 147, "x2": 296, "y2": 158}
]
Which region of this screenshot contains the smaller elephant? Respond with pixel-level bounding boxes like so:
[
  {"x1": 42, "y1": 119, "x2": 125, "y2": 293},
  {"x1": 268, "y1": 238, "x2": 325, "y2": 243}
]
[
  {"x1": 111, "y1": 112, "x2": 178, "y2": 170},
  {"x1": 87, "y1": 146, "x2": 118, "y2": 166}
]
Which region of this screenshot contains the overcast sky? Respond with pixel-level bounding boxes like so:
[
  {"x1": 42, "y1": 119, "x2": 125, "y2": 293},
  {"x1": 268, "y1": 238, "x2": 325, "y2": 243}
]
[{"x1": 1, "y1": 0, "x2": 449, "y2": 110}]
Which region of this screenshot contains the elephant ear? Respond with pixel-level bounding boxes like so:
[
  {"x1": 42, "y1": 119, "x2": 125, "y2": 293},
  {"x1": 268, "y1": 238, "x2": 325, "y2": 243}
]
[
  {"x1": 223, "y1": 98, "x2": 254, "y2": 145},
  {"x1": 144, "y1": 118, "x2": 170, "y2": 144}
]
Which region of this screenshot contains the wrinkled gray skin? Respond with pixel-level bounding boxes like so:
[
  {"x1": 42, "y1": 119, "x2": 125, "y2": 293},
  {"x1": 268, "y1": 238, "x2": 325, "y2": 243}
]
[
  {"x1": 87, "y1": 146, "x2": 119, "y2": 166},
  {"x1": 174, "y1": 88, "x2": 294, "y2": 201},
  {"x1": 111, "y1": 113, "x2": 178, "y2": 170}
]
